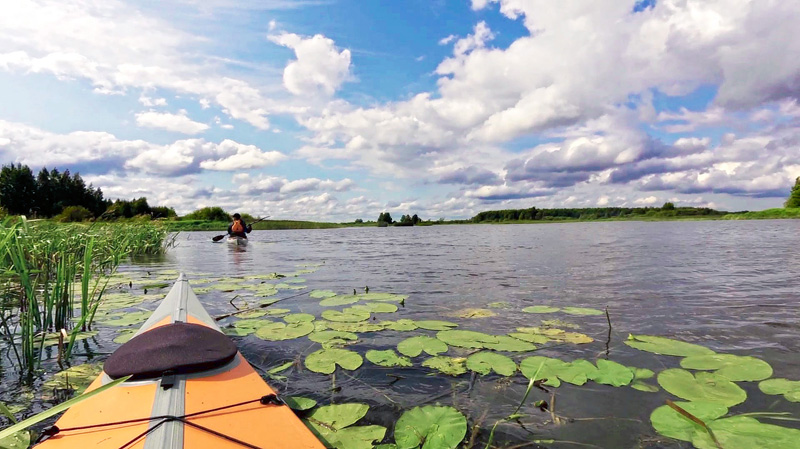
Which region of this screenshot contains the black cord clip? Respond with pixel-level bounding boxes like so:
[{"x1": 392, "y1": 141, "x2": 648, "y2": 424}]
[{"x1": 259, "y1": 394, "x2": 285, "y2": 406}]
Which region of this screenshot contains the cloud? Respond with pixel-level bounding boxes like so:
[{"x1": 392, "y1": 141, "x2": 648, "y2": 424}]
[
  {"x1": 135, "y1": 109, "x2": 209, "y2": 134},
  {"x1": 199, "y1": 140, "x2": 286, "y2": 171},
  {"x1": 435, "y1": 165, "x2": 502, "y2": 186},
  {"x1": 268, "y1": 32, "x2": 352, "y2": 96},
  {"x1": 237, "y1": 174, "x2": 355, "y2": 196}
]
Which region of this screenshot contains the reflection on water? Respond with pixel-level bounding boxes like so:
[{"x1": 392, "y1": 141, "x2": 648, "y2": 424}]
[{"x1": 5, "y1": 220, "x2": 800, "y2": 448}]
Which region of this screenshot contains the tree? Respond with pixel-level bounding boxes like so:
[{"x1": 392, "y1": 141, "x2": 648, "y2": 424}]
[
  {"x1": 662, "y1": 202, "x2": 676, "y2": 210},
  {"x1": 0, "y1": 163, "x2": 37, "y2": 215},
  {"x1": 786, "y1": 177, "x2": 800, "y2": 208},
  {"x1": 183, "y1": 207, "x2": 231, "y2": 221},
  {"x1": 411, "y1": 214, "x2": 420, "y2": 225},
  {"x1": 377, "y1": 212, "x2": 393, "y2": 224},
  {"x1": 354, "y1": 218, "x2": 363, "y2": 223}
]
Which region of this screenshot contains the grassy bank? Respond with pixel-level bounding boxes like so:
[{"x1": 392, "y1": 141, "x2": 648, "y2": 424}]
[{"x1": 721, "y1": 208, "x2": 800, "y2": 220}]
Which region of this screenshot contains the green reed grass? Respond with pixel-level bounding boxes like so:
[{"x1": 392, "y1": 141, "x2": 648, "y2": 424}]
[{"x1": 0, "y1": 218, "x2": 170, "y2": 374}]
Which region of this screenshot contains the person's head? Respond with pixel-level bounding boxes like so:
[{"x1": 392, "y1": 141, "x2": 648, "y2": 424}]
[{"x1": 232, "y1": 213, "x2": 241, "y2": 220}]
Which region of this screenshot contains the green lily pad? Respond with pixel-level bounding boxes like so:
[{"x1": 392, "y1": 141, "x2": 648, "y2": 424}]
[
  {"x1": 382, "y1": 319, "x2": 419, "y2": 331},
  {"x1": 487, "y1": 301, "x2": 510, "y2": 309},
  {"x1": 255, "y1": 321, "x2": 314, "y2": 341},
  {"x1": 394, "y1": 406, "x2": 467, "y2": 449},
  {"x1": 422, "y1": 356, "x2": 467, "y2": 376},
  {"x1": 308, "y1": 403, "x2": 368, "y2": 430},
  {"x1": 324, "y1": 321, "x2": 388, "y2": 333},
  {"x1": 366, "y1": 350, "x2": 412, "y2": 367},
  {"x1": 759, "y1": 378, "x2": 800, "y2": 403},
  {"x1": 482, "y1": 335, "x2": 537, "y2": 352},
  {"x1": 348, "y1": 303, "x2": 398, "y2": 313},
  {"x1": 436, "y1": 330, "x2": 498, "y2": 349},
  {"x1": 42, "y1": 363, "x2": 104, "y2": 398},
  {"x1": 285, "y1": 396, "x2": 317, "y2": 411},
  {"x1": 322, "y1": 309, "x2": 371, "y2": 323},
  {"x1": 284, "y1": 313, "x2": 315, "y2": 323},
  {"x1": 466, "y1": 352, "x2": 516, "y2": 376},
  {"x1": 253, "y1": 286, "x2": 279, "y2": 297},
  {"x1": 625, "y1": 334, "x2": 715, "y2": 357},
  {"x1": 284, "y1": 277, "x2": 306, "y2": 284},
  {"x1": 650, "y1": 401, "x2": 728, "y2": 441},
  {"x1": 223, "y1": 327, "x2": 254, "y2": 336},
  {"x1": 450, "y1": 308, "x2": 497, "y2": 319},
  {"x1": 556, "y1": 360, "x2": 598, "y2": 386},
  {"x1": 692, "y1": 416, "x2": 800, "y2": 449},
  {"x1": 233, "y1": 318, "x2": 272, "y2": 329},
  {"x1": 556, "y1": 332, "x2": 594, "y2": 344},
  {"x1": 360, "y1": 293, "x2": 407, "y2": 302},
  {"x1": 561, "y1": 307, "x2": 604, "y2": 316},
  {"x1": 508, "y1": 332, "x2": 550, "y2": 344},
  {"x1": 523, "y1": 306, "x2": 560, "y2": 314},
  {"x1": 237, "y1": 310, "x2": 267, "y2": 319},
  {"x1": 265, "y1": 308, "x2": 291, "y2": 316},
  {"x1": 39, "y1": 331, "x2": 97, "y2": 347},
  {"x1": 98, "y1": 311, "x2": 152, "y2": 327},
  {"x1": 398, "y1": 336, "x2": 448, "y2": 357},
  {"x1": 305, "y1": 348, "x2": 363, "y2": 374},
  {"x1": 680, "y1": 354, "x2": 773, "y2": 382},
  {"x1": 320, "y1": 295, "x2": 361, "y2": 307},
  {"x1": 274, "y1": 283, "x2": 306, "y2": 290},
  {"x1": 540, "y1": 319, "x2": 580, "y2": 329},
  {"x1": 631, "y1": 368, "x2": 659, "y2": 392},
  {"x1": 520, "y1": 356, "x2": 566, "y2": 387},
  {"x1": 308, "y1": 330, "x2": 359, "y2": 345},
  {"x1": 113, "y1": 329, "x2": 138, "y2": 344},
  {"x1": 315, "y1": 425, "x2": 387, "y2": 449},
  {"x1": 415, "y1": 320, "x2": 458, "y2": 331},
  {"x1": 658, "y1": 368, "x2": 747, "y2": 407},
  {"x1": 593, "y1": 360, "x2": 634, "y2": 387},
  {"x1": 212, "y1": 283, "x2": 243, "y2": 292},
  {"x1": 309, "y1": 290, "x2": 337, "y2": 298}
]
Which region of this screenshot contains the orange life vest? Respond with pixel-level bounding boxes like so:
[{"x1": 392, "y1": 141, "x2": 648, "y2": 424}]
[{"x1": 231, "y1": 219, "x2": 244, "y2": 233}]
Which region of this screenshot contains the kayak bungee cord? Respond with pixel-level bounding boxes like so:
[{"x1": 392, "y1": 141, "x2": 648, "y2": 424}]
[{"x1": 35, "y1": 394, "x2": 286, "y2": 449}]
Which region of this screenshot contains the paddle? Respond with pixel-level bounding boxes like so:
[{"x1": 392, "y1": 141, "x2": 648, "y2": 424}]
[{"x1": 212, "y1": 216, "x2": 270, "y2": 242}]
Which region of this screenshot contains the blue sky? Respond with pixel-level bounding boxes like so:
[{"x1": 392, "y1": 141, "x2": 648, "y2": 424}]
[{"x1": 1, "y1": 0, "x2": 799, "y2": 220}]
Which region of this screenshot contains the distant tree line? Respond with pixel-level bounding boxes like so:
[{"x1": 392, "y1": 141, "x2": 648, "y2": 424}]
[
  {"x1": 377, "y1": 212, "x2": 421, "y2": 226},
  {"x1": 787, "y1": 177, "x2": 800, "y2": 208},
  {"x1": 471, "y1": 204, "x2": 725, "y2": 222}
]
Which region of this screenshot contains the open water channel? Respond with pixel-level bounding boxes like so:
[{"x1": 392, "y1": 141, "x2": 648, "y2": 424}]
[{"x1": 4, "y1": 219, "x2": 800, "y2": 448}]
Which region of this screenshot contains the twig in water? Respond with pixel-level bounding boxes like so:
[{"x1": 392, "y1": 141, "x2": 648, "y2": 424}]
[{"x1": 604, "y1": 306, "x2": 612, "y2": 358}]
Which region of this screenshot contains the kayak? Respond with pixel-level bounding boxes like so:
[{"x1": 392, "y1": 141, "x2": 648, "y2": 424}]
[
  {"x1": 35, "y1": 274, "x2": 324, "y2": 449},
  {"x1": 227, "y1": 236, "x2": 248, "y2": 246}
]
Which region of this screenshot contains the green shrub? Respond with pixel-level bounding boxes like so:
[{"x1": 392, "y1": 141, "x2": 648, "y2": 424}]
[
  {"x1": 56, "y1": 206, "x2": 93, "y2": 222},
  {"x1": 182, "y1": 206, "x2": 231, "y2": 222}
]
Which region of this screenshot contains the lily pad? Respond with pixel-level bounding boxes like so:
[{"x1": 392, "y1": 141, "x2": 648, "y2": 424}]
[
  {"x1": 39, "y1": 331, "x2": 97, "y2": 347},
  {"x1": 759, "y1": 378, "x2": 800, "y2": 403},
  {"x1": 265, "y1": 308, "x2": 292, "y2": 316},
  {"x1": 99, "y1": 311, "x2": 152, "y2": 327},
  {"x1": 309, "y1": 290, "x2": 337, "y2": 298},
  {"x1": 625, "y1": 334, "x2": 715, "y2": 357},
  {"x1": 680, "y1": 354, "x2": 773, "y2": 382},
  {"x1": 313, "y1": 425, "x2": 387, "y2": 449},
  {"x1": 466, "y1": 352, "x2": 517, "y2": 376},
  {"x1": 520, "y1": 356, "x2": 566, "y2": 387},
  {"x1": 360, "y1": 293, "x2": 407, "y2": 302},
  {"x1": 305, "y1": 348, "x2": 363, "y2": 374},
  {"x1": 308, "y1": 403, "x2": 369, "y2": 430},
  {"x1": 508, "y1": 332, "x2": 550, "y2": 344},
  {"x1": 398, "y1": 336, "x2": 448, "y2": 357},
  {"x1": 366, "y1": 350, "x2": 413, "y2": 367},
  {"x1": 349, "y1": 303, "x2": 398, "y2": 313},
  {"x1": 42, "y1": 363, "x2": 104, "y2": 397},
  {"x1": 631, "y1": 368, "x2": 659, "y2": 392},
  {"x1": 322, "y1": 309, "x2": 371, "y2": 323},
  {"x1": 449, "y1": 308, "x2": 497, "y2": 319},
  {"x1": 394, "y1": 406, "x2": 467, "y2": 449},
  {"x1": 561, "y1": 307, "x2": 604, "y2": 316},
  {"x1": 320, "y1": 295, "x2": 361, "y2": 307},
  {"x1": 308, "y1": 330, "x2": 359, "y2": 345},
  {"x1": 650, "y1": 401, "x2": 728, "y2": 441},
  {"x1": 487, "y1": 301, "x2": 510, "y2": 309},
  {"x1": 325, "y1": 321, "x2": 388, "y2": 333},
  {"x1": 658, "y1": 368, "x2": 747, "y2": 407},
  {"x1": 415, "y1": 320, "x2": 458, "y2": 331},
  {"x1": 285, "y1": 396, "x2": 317, "y2": 411},
  {"x1": 593, "y1": 360, "x2": 634, "y2": 387},
  {"x1": 382, "y1": 319, "x2": 419, "y2": 331},
  {"x1": 556, "y1": 360, "x2": 598, "y2": 386},
  {"x1": 237, "y1": 310, "x2": 267, "y2": 319},
  {"x1": 233, "y1": 318, "x2": 272, "y2": 330},
  {"x1": 113, "y1": 329, "x2": 138, "y2": 344},
  {"x1": 436, "y1": 330, "x2": 498, "y2": 349},
  {"x1": 523, "y1": 306, "x2": 560, "y2": 314},
  {"x1": 692, "y1": 416, "x2": 800, "y2": 449},
  {"x1": 284, "y1": 313, "x2": 315, "y2": 323},
  {"x1": 423, "y1": 356, "x2": 467, "y2": 376},
  {"x1": 255, "y1": 321, "x2": 314, "y2": 341},
  {"x1": 482, "y1": 335, "x2": 537, "y2": 352}
]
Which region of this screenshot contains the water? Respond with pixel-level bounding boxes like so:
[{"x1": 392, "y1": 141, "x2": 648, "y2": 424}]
[{"x1": 5, "y1": 220, "x2": 800, "y2": 448}]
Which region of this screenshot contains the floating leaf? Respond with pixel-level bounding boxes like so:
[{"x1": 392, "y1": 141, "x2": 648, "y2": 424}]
[
  {"x1": 42, "y1": 363, "x2": 104, "y2": 398},
  {"x1": 284, "y1": 313, "x2": 315, "y2": 323},
  {"x1": 482, "y1": 335, "x2": 537, "y2": 352},
  {"x1": 449, "y1": 308, "x2": 497, "y2": 319},
  {"x1": 631, "y1": 368, "x2": 659, "y2": 392},
  {"x1": 650, "y1": 401, "x2": 728, "y2": 441},
  {"x1": 487, "y1": 301, "x2": 510, "y2": 309},
  {"x1": 759, "y1": 378, "x2": 800, "y2": 403},
  {"x1": 540, "y1": 319, "x2": 580, "y2": 329},
  {"x1": 349, "y1": 303, "x2": 398, "y2": 313},
  {"x1": 308, "y1": 330, "x2": 358, "y2": 345},
  {"x1": 113, "y1": 329, "x2": 138, "y2": 344},
  {"x1": 557, "y1": 332, "x2": 594, "y2": 344},
  {"x1": 680, "y1": 354, "x2": 773, "y2": 382},
  {"x1": 394, "y1": 406, "x2": 467, "y2": 449},
  {"x1": 658, "y1": 368, "x2": 747, "y2": 407},
  {"x1": 308, "y1": 403, "x2": 368, "y2": 430},
  {"x1": 366, "y1": 350, "x2": 412, "y2": 367},
  {"x1": 324, "y1": 321, "x2": 388, "y2": 333},
  {"x1": 466, "y1": 352, "x2": 516, "y2": 376},
  {"x1": 233, "y1": 318, "x2": 272, "y2": 330},
  {"x1": 423, "y1": 356, "x2": 467, "y2": 376},
  {"x1": 523, "y1": 306, "x2": 560, "y2": 314},
  {"x1": 322, "y1": 309, "x2": 371, "y2": 322},
  {"x1": 508, "y1": 332, "x2": 549, "y2": 344},
  {"x1": 415, "y1": 320, "x2": 458, "y2": 331},
  {"x1": 692, "y1": 416, "x2": 800, "y2": 449},
  {"x1": 253, "y1": 286, "x2": 279, "y2": 297},
  {"x1": 265, "y1": 308, "x2": 292, "y2": 316},
  {"x1": 561, "y1": 307, "x2": 604, "y2": 316},
  {"x1": 212, "y1": 283, "x2": 243, "y2": 292},
  {"x1": 382, "y1": 319, "x2": 418, "y2": 331},
  {"x1": 315, "y1": 425, "x2": 387, "y2": 449},
  {"x1": 625, "y1": 334, "x2": 715, "y2": 357},
  {"x1": 39, "y1": 331, "x2": 97, "y2": 347},
  {"x1": 556, "y1": 360, "x2": 598, "y2": 386},
  {"x1": 436, "y1": 330, "x2": 498, "y2": 349},
  {"x1": 237, "y1": 310, "x2": 267, "y2": 319},
  {"x1": 398, "y1": 336, "x2": 448, "y2": 357},
  {"x1": 360, "y1": 293, "x2": 407, "y2": 302},
  {"x1": 520, "y1": 356, "x2": 566, "y2": 387},
  {"x1": 255, "y1": 321, "x2": 314, "y2": 341},
  {"x1": 593, "y1": 360, "x2": 634, "y2": 387},
  {"x1": 309, "y1": 290, "x2": 337, "y2": 298},
  {"x1": 274, "y1": 283, "x2": 306, "y2": 290},
  {"x1": 98, "y1": 311, "x2": 152, "y2": 327},
  {"x1": 285, "y1": 396, "x2": 317, "y2": 411},
  {"x1": 320, "y1": 295, "x2": 361, "y2": 307},
  {"x1": 305, "y1": 348, "x2": 363, "y2": 374},
  {"x1": 284, "y1": 277, "x2": 306, "y2": 284}
]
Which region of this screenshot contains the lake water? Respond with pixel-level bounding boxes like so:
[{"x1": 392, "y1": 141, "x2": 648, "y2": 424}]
[{"x1": 7, "y1": 220, "x2": 800, "y2": 448}]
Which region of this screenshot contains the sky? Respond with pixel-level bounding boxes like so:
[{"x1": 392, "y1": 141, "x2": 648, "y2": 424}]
[{"x1": 1, "y1": 0, "x2": 799, "y2": 221}]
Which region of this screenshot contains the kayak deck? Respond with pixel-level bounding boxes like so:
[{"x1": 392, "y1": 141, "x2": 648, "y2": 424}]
[{"x1": 36, "y1": 274, "x2": 323, "y2": 449}]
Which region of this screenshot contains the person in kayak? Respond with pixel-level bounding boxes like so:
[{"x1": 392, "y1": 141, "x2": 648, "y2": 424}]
[{"x1": 228, "y1": 213, "x2": 252, "y2": 238}]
